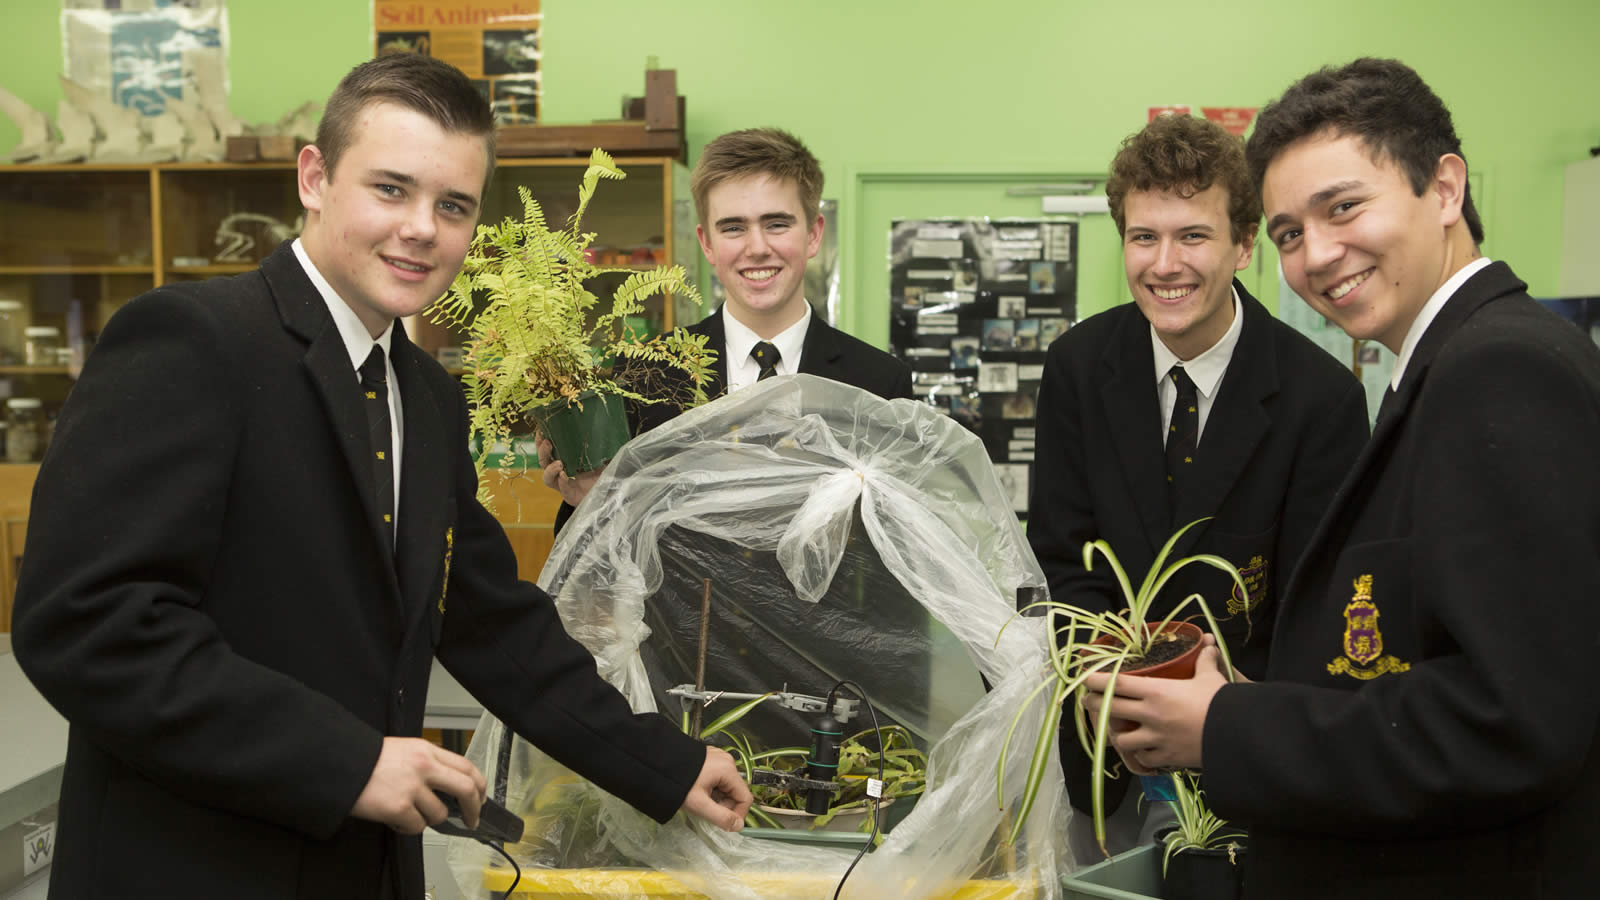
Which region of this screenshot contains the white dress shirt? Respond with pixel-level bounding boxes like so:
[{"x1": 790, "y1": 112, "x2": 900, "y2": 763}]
[
  {"x1": 1152, "y1": 287, "x2": 1245, "y2": 447},
  {"x1": 1390, "y1": 257, "x2": 1493, "y2": 389},
  {"x1": 292, "y1": 238, "x2": 403, "y2": 533},
  {"x1": 722, "y1": 304, "x2": 812, "y2": 392}
]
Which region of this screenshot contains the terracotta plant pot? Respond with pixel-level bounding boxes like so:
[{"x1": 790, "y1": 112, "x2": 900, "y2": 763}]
[
  {"x1": 1092, "y1": 619, "x2": 1205, "y2": 679},
  {"x1": 531, "y1": 390, "x2": 631, "y2": 475}
]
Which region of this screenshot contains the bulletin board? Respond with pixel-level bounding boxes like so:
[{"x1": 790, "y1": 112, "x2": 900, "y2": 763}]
[{"x1": 888, "y1": 219, "x2": 1078, "y2": 516}]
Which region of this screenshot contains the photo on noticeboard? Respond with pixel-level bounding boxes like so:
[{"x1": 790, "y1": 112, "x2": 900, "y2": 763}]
[{"x1": 889, "y1": 218, "x2": 1077, "y2": 520}]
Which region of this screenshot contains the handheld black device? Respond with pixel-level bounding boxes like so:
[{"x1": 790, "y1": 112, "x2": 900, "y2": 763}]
[{"x1": 430, "y1": 791, "x2": 525, "y2": 844}]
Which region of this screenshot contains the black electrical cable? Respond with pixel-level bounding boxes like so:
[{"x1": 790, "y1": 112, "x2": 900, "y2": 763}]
[
  {"x1": 482, "y1": 839, "x2": 521, "y2": 900},
  {"x1": 826, "y1": 680, "x2": 885, "y2": 900}
]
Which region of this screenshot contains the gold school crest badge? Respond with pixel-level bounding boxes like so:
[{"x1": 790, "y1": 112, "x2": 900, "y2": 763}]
[
  {"x1": 1327, "y1": 574, "x2": 1410, "y2": 680},
  {"x1": 1229, "y1": 555, "x2": 1267, "y2": 616}
]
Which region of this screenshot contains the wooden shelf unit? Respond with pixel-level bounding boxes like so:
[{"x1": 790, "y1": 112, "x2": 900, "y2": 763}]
[{"x1": 0, "y1": 156, "x2": 694, "y2": 628}]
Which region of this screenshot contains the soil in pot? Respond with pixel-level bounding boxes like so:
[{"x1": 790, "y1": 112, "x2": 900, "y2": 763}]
[{"x1": 1092, "y1": 620, "x2": 1205, "y2": 679}]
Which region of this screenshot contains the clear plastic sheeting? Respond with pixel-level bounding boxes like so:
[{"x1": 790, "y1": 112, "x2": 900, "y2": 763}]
[{"x1": 448, "y1": 374, "x2": 1072, "y2": 899}]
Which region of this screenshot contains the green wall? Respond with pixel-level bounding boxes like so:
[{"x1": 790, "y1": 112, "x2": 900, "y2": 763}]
[{"x1": 4, "y1": 0, "x2": 1596, "y2": 345}]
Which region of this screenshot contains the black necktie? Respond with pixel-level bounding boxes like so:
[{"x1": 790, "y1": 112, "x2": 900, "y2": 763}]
[
  {"x1": 359, "y1": 345, "x2": 394, "y2": 551},
  {"x1": 1165, "y1": 365, "x2": 1199, "y2": 515},
  {"x1": 751, "y1": 341, "x2": 781, "y2": 381}
]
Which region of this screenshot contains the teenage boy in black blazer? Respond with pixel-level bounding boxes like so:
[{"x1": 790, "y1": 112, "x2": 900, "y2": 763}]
[
  {"x1": 10, "y1": 54, "x2": 751, "y2": 900},
  {"x1": 544, "y1": 128, "x2": 912, "y2": 524},
  {"x1": 1088, "y1": 58, "x2": 1600, "y2": 899},
  {"x1": 1028, "y1": 113, "x2": 1368, "y2": 855}
]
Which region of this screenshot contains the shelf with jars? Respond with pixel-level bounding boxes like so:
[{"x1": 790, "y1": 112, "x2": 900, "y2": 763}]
[{"x1": 0, "y1": 155, "x2": 694, "y2": 627}]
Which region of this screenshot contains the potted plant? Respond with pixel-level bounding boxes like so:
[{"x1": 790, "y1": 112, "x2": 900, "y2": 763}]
[
  {"x1": 427, "y1": 148, "x2": 718, "y2": 491},
  {"x1": 998, "y1": 518, "x2": 1250, "y2": 856},
  {"x1": 734, "y1": 727, "x2": 926, "y2": 835},
  {"x1": 1157, "y1": 770, "x2": 1247, "y2": 900},
  {"x1": 689, "y1": 692, "x2": 927, "y2": 836}
]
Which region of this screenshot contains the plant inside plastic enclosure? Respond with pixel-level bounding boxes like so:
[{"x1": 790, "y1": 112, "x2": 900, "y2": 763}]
[
  {"x1": 683, "y1": 687, "x2": 928, "y2": 835},
  {"x1": 997, "y1": 517, "x2": 1249, "y2": 855}
]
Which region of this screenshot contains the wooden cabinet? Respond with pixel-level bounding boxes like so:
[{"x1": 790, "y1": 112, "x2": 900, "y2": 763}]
[{"x1": 0, "y1": 156, "x2": 691, "y2": 628}]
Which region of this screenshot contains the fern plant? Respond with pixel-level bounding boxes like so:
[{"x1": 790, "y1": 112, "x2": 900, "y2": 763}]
[{"x1": 427, "y1": 148, "x2": 717, "y2": 494}]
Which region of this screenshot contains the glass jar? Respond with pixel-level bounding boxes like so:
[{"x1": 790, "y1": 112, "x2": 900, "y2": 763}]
[
  {"x1": 6, "y1": 397, "x2": 42, "y2": 463},
  {"x1": 24, "y1": 326, "x2": 61, "y2": 367},
  {"x1": 0, "y1": 300, "x2": 24, "y2": 364}
]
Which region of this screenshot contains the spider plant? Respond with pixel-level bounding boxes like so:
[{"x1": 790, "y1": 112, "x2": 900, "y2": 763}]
[
  {"x1": 1160, "y1": 770, "x2": 1245, "y2": 877},
  {"x1": 996, "y1": 517, "x2": 1250, "y2": 855}
]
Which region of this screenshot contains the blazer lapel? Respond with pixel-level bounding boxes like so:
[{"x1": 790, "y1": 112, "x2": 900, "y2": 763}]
[
  {"x1": 391, "y1": 327, "x2": 450, "y2": 633},
  {"x1": 1280, "y1": 262, "x2": 1519, "y2": 609},
  {"x1": 796, "y1": 309, "x2": 845, "y2": 379},
  {"x1": 690, "y1": 310, "x2": 729, "y2": 398},
  {"x1": 1098, "y1": 310, "x2": 1170, "y2": 555},
  {"x1": 261, "y1": 242, "x2": 402, "y2": 600},
  {"x1": 1171, "y1": 284, "x2": 1273, "y2": 552}
]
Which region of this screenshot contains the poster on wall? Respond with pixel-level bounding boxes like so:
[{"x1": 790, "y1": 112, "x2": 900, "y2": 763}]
[
  {"x1": 888, "y1": 218, "x2": 1078, "y2": 516},
  {"x1": 372, "y1": 0, "x2": 541, "y2": 124},
  {"x1": 61, "y1": 1, "x2": 229, "y2": 117}
]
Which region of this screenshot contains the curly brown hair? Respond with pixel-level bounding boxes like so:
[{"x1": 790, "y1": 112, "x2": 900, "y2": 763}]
[
  {"x1": 1105, "y1": 114, "x2": 1259, "y2": 245},
  {"x1": 691, "y1": 128, "x2": 823, "y2": 225}
]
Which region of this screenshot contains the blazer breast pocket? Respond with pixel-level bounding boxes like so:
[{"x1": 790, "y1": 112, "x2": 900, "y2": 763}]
[
  {"x1": 1201, "y1": 521, "x2": 1279, "y2": 627},
  {"x1": 1315, "y1": 537, "x2": 1416, "y2": 686}
]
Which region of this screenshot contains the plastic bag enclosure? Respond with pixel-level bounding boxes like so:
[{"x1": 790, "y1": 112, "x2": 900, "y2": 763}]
[{"x1": 448, "y1": 375, "x2": 1071, "y2": 899}]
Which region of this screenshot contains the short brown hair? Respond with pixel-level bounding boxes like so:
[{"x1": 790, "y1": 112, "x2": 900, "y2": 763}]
[
  {"x1": 1246, "y1": 58, "x2": 1483, "y2": 245},
  {"x1": 315, "y1": 53, "x2": 496, "y2": 185},
  {"x1": 691, "y1": 128, "x2": 823, "y2": 224},
  {"x1": 1105, "y1": 114, "x2": 1260, "y2": 245}
]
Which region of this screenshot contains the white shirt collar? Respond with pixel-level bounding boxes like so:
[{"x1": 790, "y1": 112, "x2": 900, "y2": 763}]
[
  {"x1": 723, "y1": 304, "x2": 812, "y2": 389},
  {"x1": 1391, "y1": 257, "x2": 1493, "y2": 389},
  {"x1": 1150, "y1": 286, "x2": 1244, "y2": 399},
  {"x1": 292, "y1": 238, "x2": 394, "y2": 370}
]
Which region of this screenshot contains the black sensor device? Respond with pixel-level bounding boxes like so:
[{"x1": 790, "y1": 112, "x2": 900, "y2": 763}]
[
  {"x1": 805, "y1": 712, "x2": 844, "y2": 815},
  {"x1": 430, "y1": 791, "x2": 524, "y2": 844}
]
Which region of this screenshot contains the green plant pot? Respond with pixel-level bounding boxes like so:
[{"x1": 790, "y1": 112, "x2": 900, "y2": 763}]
[{"x1": 532, "y1": 391, "x2": 631, "y2": 475}]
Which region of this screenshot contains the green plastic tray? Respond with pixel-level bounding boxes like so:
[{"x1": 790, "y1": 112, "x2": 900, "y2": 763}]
[{"x1": 1061, "y1": 844, "x2": 1161, "y2": 899}]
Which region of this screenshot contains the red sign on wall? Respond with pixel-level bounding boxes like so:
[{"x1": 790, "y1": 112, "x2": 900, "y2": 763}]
[{"x1": 1202, "y1": 107, "x2": 1258, "y2": 136}]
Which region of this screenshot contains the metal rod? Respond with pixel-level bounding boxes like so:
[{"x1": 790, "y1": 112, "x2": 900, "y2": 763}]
[{"x1": 689, "y1": 577, "x2": 712, "y2": 737}]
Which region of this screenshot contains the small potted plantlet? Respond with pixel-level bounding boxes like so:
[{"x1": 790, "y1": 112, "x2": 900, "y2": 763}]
[
  {"x1": 998, "y1": 518, "x2": 1249, "y2": 855},
  {"x1": 1157, "y1": 770, "x2": 1247, "y2": 900},
  {"x1": 428, "y1": 148, "x2": 717, "y2": 492}
]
